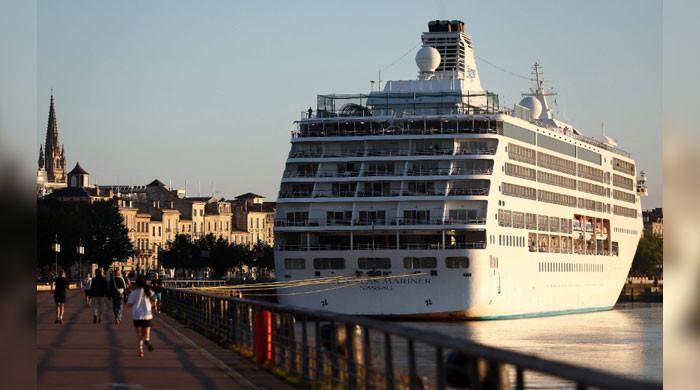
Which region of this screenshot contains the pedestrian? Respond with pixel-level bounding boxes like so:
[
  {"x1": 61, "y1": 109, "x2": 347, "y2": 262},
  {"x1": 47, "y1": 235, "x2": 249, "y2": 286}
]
[
  {"x1": 110, "y1": 269, "x2": 128, "y2": 325},
  {"x1": 51, "y1": 269, "x2": 69, "y2": 324},
  {"x1": 83, "y1": 272, "x2": 93, "y2": 306},
  {"x1": 151, "y1": 273, "x2": 163, "y2": 315},
  {"x1": 127, "y1": 275, "x2": 154, "y2": 357},
  {"x1": 89, "y1": 268, "x2": 108, "y2": 324}
]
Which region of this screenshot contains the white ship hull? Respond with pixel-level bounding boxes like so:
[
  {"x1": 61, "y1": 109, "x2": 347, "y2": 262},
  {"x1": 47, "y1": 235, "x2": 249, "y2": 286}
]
[{"x1": 275, "y1": 244, "x2": 635, "y2": 319}]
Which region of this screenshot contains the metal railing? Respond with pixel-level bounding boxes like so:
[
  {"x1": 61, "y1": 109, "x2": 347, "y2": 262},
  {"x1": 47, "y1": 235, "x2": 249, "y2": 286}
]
[
  {"x1": 162, "y1": 288, "x2": 660, "y2": 390},
  {"x1": 162, "y1": 280, "x2": 227, "y2": 288}
]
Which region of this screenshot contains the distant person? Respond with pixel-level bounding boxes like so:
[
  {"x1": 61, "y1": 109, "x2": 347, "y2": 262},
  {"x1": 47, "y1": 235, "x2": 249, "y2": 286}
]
[
  {"x1": 307, "y1": 107, "x2": 313, "y2": 118},
  {"x1": 151, "y1": 273, "x2": 163, "y2": 315},
  {"x1": 128, "y1": 275, "x2": 154, "y2": 357},
  {"x1": 51, "y1": 270, "x2": 69, "y2": 324},
  {"x1": 89, "y1": 269, "x2": 108, "y2": 324},
  {"x1": 83, "y1": 272, "x2": 93, "y2": 306},
  {"x1": 110, "y1": 269, "x2": 128, "y2": 325}
]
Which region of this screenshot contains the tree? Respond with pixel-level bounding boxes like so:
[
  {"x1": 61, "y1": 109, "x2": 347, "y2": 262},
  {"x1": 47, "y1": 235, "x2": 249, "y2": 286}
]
[
  {"x1": 159, "y1": 234, "x2": 197, "y2": 276},
  {"x1": 37, "y1": 199, "x2": 133, "y2": 276},
  {"x1": 630, "y1": 235, "x2": 663, "y2": 279},
  {"x1": 250, "y1": 242, "x2": 275, "y2": 275},
  {"x1": 86, "y1": 201, "x2": 134, "y2": 269}
]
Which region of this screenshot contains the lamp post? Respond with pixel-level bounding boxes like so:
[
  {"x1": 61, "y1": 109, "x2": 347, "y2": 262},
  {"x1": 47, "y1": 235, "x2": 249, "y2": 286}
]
[
  {"x1": 77, "y1": 239, "x2": 85, "y2": 287},
  {"x1": 52, "y1": 234, "x2": 61, "y2": 276}
]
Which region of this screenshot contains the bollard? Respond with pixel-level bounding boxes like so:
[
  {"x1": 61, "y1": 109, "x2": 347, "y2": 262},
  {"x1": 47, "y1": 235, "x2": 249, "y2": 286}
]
[{"x1": 254, "y1": 309, "x2": 272, "y2": 364}]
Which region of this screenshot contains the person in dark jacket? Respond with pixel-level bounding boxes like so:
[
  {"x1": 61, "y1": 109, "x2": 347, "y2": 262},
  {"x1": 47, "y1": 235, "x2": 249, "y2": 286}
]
[
  {"x1": 51, "y1": 270, "x2": 69, "y2": 324},
  {"x1": 89, "y1": 268, "x2": 108, "y2": 324},
  {"x1": 109, "y1": 268, "x2": 128, "y2": 325}
]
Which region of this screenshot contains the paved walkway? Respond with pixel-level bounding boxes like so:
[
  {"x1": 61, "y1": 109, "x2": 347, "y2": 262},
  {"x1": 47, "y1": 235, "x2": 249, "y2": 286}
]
[{"x1": 37, "y1": 289, "x2": 296, "y2": 390}]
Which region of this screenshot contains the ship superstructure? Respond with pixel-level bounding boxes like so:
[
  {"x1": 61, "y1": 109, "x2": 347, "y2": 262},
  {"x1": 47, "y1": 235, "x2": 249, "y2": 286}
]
[{"x1": 273, "y1": 20, "x2": 644, "y2": 318}]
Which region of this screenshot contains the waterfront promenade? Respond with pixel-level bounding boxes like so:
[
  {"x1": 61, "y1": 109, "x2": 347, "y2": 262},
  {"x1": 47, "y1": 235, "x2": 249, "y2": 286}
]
[{"x1": 37, "y1": 289, "x2": 295, "y2": 390}]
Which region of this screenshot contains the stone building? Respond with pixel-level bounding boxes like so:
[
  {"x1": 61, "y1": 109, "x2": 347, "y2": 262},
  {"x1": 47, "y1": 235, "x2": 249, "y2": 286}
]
[
  {"x1": 230, "y1": 193, "x2": 276, "y2": 246},
  {"x1": 643, "y1": 208, "x2": 663, "y2": 238}
]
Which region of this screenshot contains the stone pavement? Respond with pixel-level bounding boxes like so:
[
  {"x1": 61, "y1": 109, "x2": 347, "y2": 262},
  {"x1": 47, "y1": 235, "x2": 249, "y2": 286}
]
[{"x1": 37, "y1": 289, "x2": 296, "y2": 390}]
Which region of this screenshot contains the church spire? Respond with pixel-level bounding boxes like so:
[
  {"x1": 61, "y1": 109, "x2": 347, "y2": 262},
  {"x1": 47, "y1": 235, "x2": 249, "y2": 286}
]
[{"x1": 41, "y1": 92, "x2": 67, "y2": 183}]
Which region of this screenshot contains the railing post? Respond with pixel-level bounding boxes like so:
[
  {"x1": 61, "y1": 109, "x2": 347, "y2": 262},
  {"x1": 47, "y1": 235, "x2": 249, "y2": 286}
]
[
  {"x1": 345, "y1": 323, "x2": 357, "y2": 390},
  {"x1": 363, "y1": 327, "x2": 372, "y2": 390},
  {"x1": 301, "y1": 316, "x2": 310, "y2": 387},
  {"x1": 436, "y1": 346, "x2": 445, "y2": 390},
  {"x1": 315, "y1": 320, "x2": 323, "y2": 385},
  {"x1": 408, "y1": 339, "x2": 417, "y2": 390},
  {"x1": 330, "y1": 321, "x2": 339, "y2": 387},
  {"x1": 384, "y1": 332, "x2": 395, "y2": 390},
  {"x1": 516, "y1": 367, "x2": 525, "y2": 390}
]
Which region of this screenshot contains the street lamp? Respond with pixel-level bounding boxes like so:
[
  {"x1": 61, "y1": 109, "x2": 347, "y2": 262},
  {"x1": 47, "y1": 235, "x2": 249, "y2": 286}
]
[
  {"x1": 77, "y1": 239, "x2": 85, "y2": 287},
  {"x1": 52, "y1": 234, "x2": 61, "y2": 276}
]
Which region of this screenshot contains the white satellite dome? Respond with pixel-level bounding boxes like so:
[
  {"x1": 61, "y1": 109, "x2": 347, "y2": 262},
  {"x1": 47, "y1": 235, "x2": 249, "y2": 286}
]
[
  {"x1": 518, "y1": 96, "x2": 543, "y2": 119},
  {"x1": 415, "y1": 46, "x2": 441, "y2": 73}
]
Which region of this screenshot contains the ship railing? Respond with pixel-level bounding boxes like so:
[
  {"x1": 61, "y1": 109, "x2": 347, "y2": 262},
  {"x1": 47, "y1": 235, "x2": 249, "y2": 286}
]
[
  {"x1": 357, "y1": 191, "x2": 402, "y2": 198},
  {"x1": 366, "y1": 150, "x2": 410, "y2": 157},
  {"x1": 400, "y1": 190, "x2": 447, "y2": 197},
  {"x1": 451, "y1": 167, "x2": 493, "y2": 175},
  {"x1": 322, "y1": 151, "x2": 366, "y2": 158},
  {"x1": 455, "y1": 148, "x2": 497, "y2": 155},
  {"x1": 288, "y1": 151, "x2": 323, "y2": 159},
  {"x1": 278, "y1": 191, "x2": 313, "y2": 199},
  {"x1": 412, "y1": 148, "x2": 454, "y2": 156},
  {"x1": 162, "y1": 288, "x2": 660, "y2": 390},
  {"x1": 291, "y1": 126, "x2": 499, "y2": 139},
  {"x1": 406, "y1": 168, "x2": 451, "y2": 176},
  {"x1": 362, "y1": 170, "x2": 403, "y2": 177},
  {"x1": 313, "y1": 190, "x2": 357, "y2": 198},
  {"x1": 283, "y1": 170, "x2": 318, "y2": 178},
  {"x1": 447, "y1": 187, "x2": 490, "y2": 196},
  {"x1": 317, "y1": 170, "x2": 360, "y2": 178},
  {"x1": 353, "y1": 242, "x2": 397, "y2": 250}
]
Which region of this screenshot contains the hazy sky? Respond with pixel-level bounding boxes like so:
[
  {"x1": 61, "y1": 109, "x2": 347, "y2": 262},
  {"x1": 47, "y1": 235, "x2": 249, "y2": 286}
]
[{"x1": 29, "y1": 0, "x2": 661, "y2": 207}]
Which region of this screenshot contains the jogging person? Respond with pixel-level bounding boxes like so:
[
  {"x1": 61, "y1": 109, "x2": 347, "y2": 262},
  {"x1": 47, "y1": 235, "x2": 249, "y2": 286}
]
[
  {"x1": 51, "y1": 270, "x2": 69, "y2": 324},
  {"x1": 127, "y1": 275, "x2": 154, "y2": 357},
  {"x1": 151, "y1": 273, "x2": 163, "y2": 315},
  {"x1": 89, "y1": 269, "x2": 108, "y2": 324},
  {"x1": 110, "y1": 269, "x2": 128, "y2": 325}
]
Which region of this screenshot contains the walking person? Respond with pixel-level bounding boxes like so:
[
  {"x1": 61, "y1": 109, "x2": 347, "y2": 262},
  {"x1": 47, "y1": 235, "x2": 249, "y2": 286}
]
[
  {"x1": 89, "y1": 268, "x2": 108, "y2": 324},
  {"x1": 151, "y1": 273, "x2": 163, "y2": 315},
  {"x1": 110, "y1": 269, "x2": 128, "y2": 324},
  {"x1": 51, "y1": 270, "x2": 69, "y2": 324},
  {"x1": 83, "y1": 272, "x2": 93, "y2": 306},
  {"x1": 127, "y1": 276, "x2": 154, "y2": 357}
]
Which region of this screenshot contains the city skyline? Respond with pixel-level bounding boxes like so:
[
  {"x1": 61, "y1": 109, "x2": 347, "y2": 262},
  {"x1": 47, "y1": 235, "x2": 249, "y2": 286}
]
[{"x1": 30, "y1": 0, "x2": 660, "y2": 207}]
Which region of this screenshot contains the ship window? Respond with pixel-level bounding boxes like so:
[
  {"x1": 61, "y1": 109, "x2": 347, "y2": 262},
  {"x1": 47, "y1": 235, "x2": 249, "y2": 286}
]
[
  {"x1": 313, "y1": 258, "x2": 345, "y2": 270},
  {"x1": 446, "y1": 257, "x2": 469, "y2": 268},
  {"x1": 358, "y1": 257, "x2": 391, "y2": 269},
  {"x1": 284, "y1": 258, "x2": 306, "y2": 270},
  {"x1": 612, "y1": 241, "x2": 619, "y2": 256},
  {"x1": 403, "y1": 257, "x2": 437, "y2": 269}
]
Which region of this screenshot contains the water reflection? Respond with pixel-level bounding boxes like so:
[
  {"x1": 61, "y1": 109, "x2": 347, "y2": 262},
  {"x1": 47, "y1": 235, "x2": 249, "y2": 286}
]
[{"x1": 401, "y1": 302, "x2": 662, "y2": 386}]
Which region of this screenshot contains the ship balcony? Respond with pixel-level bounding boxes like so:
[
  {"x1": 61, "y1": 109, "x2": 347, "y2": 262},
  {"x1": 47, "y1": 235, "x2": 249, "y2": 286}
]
[
  {"x1": 275, "y1": 230, "x2": 487, "y2": 251},
  {"x1": 274, "y1": 216, "x2": 487, "y2": 229}
]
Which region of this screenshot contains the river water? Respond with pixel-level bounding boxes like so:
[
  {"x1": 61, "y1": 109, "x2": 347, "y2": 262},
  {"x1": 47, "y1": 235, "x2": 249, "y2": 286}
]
[{"x1": 400, "y1": 302, "x2": 662, "y2": 386}]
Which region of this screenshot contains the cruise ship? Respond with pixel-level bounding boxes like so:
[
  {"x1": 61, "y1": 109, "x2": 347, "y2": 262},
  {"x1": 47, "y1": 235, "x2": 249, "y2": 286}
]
[{"x1": 273, "y1": 20, "x2": 646, "y2": 319}]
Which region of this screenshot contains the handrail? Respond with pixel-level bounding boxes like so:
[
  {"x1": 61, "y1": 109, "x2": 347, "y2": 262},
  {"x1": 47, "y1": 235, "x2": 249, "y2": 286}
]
[{"x1": 163, "y1": 288, "x2": 660, "y2": 390}]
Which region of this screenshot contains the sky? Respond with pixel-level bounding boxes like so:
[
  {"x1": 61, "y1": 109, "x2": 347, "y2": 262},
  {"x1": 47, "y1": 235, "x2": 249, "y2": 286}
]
[{"x1": 25, "y1": 0, "x2": 661, "y2": 207}]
